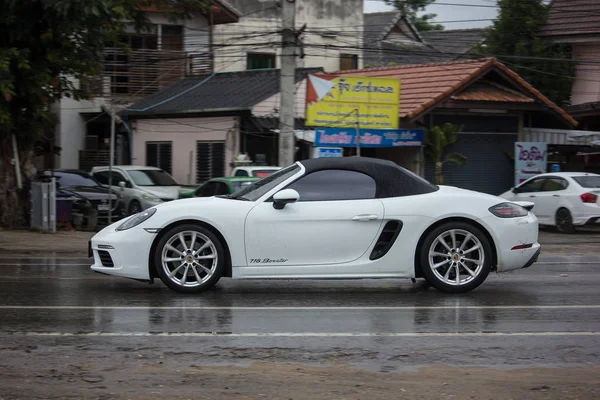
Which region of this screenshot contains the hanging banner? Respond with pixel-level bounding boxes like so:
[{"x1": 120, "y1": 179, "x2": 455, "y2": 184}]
[
  {"x1": 314, "y1": 128, "x2": 423, "y2": 147},
  {"x1": 305, "y1": 74, "x2": 401, "y2": 129},
  {"x1": 515, "y1": 142, "x2": 548, "y2": 185}
]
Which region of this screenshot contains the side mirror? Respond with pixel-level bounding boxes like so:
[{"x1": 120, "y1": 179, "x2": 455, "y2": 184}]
[
  {"x1": 118, "y1": 181, "x2": 126, "y2": 190},
  {"x1": 272, "y1": 189, "x2": 299, "y2": 210},
  {"x1": 512, "y1": 187, "x2": 520, "y2": 194}
]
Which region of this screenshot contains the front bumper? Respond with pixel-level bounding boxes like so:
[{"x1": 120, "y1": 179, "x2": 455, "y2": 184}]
[{"x1": 89, "y1": 225, "x2": 155, "y2": 281}]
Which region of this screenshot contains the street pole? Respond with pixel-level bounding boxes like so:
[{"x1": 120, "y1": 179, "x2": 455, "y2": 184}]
[
  {"x1": 278, "y1": 0, "x2": 296, "y2": 167},
  {"x1": 108, "y1": 107, "x2": 115, "y2": 224},
  {"x1": 355, "y1": 109, "x2": 361, "y2": 157}
]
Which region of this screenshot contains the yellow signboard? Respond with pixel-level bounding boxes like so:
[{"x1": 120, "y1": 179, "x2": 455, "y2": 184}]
[{"x1": 305, "y1": 74, "x2": 401, "y2": 129}]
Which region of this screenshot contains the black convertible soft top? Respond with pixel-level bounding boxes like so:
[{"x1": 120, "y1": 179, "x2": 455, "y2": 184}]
[{"x1": 297, "y1": 157, "x2": 439, "y2": 198}]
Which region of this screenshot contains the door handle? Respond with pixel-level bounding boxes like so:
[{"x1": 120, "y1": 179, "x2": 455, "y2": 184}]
[
  {"x1": 553, "y1": 194, "x2": 560, "y2": 197},
  {"x1": 352, "y1": 214, "x2": 379, "y2": 221},
  {"x1": 529, "y1": 195, "x2": 536, "y2": 198}
]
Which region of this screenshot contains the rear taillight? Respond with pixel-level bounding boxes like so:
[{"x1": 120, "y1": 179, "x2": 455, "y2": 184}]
[
  {"x1": 489, "y1": 202, "x2": 528, "y2": 218},
  {"x1": 581, "y1": 192, "x2": 598, "y2": 203}
]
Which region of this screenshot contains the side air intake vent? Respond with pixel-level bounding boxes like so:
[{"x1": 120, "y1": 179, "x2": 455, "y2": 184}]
[{"x1": 369, "y1": 220, "x2": 403, "y2": 260}]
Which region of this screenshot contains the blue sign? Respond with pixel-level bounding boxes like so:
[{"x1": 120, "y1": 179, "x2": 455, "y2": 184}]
[
  {"x1": 314, "y1": 128, "x2": 424, "y2": 148},
  {"x1": 314, "y1": 147, "x2": 343, "y2": 158}
]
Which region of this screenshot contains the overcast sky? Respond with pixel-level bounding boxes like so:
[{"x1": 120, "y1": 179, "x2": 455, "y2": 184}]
[{"x1": 364, "y1": 0, "x2": 499, "y2": 29}]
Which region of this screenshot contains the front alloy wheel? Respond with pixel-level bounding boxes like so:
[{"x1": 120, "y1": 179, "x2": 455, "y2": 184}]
[
  {"x1": 155, "y1": 224, "x2": 224, "y2": 293},
  {"x1": 420, "y1": 222, "x2": 492, "y2": 293}
]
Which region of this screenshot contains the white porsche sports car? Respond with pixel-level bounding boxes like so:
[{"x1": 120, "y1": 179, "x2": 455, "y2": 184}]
[{"x1": 90, "y1": 157, "x2": 541, "y2": 294}]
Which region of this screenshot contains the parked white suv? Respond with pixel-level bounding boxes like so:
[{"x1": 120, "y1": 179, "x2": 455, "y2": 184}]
[
  {"x1": 90, "y1": 166, "x2": 180, "y2": 215},
  {"x1": 499, "y1": 172, "x2": 600, "y2": 233},
  {"x1": 231, "y1": 166, "x2": 281, "y2": 178}
]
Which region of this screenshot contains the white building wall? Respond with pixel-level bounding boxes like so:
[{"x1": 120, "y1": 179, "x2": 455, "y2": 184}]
[
  {"x1": 213, "y1": 0, "x2": 364, "y2": 73},
  {"x1": 55, "y1": 12, "x2": 211, "y2": 171},
  {"x1": 132, "y1": 117, "x2": 239, "y2": 184},
  {"x1": 571, "y1": 41, "x2": 600, "y2": 105}
]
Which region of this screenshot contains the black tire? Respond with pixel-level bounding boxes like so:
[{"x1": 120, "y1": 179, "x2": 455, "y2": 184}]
[
  {"x1": 129, "y1": 200, "x2": 142, "y2": 216},
  {"x1": 419, "y1": 221, "x2": 493, "y2": 294},
  {"x1": 555, "y1": 208, "x2": 576, "y2": 234},
  {"x1": 154, "y1": 223, "x2": 224, "y2": 294}
]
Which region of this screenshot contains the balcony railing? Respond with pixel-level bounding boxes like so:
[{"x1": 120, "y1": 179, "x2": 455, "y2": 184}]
[{"x1": 86, "y1": 48, "x2": 211, "y2": 101}]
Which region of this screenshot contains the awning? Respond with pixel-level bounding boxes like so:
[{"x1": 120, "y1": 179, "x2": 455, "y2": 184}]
[{"x1": 524, "y1": 128, "x2": 600, "y2": 146}]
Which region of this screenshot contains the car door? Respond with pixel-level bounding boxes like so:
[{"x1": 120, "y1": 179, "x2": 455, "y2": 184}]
[
  {"x1": 244, "y1": 169, "x2": 385, "y2": 267},
  {"x1": 533, "y1": 177, "x2": 569, "y2": 221},
  {"x1": 511, "y1": 177, "x2": 548, "y2": 222}
]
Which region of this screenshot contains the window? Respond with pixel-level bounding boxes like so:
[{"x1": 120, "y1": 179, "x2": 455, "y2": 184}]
[
  {"x1": 340, "y1": 54, "x2": 358, "y2": 70},
  {"x1": 92, "y1": 171, "x2": 127, "y2": 186},
  {"x1": 214, "y1": 182, "x2": 231, "y2": 196},
  {"x1": 196, "y1": 142, "x2": 225, "y2": 183},
  {"x1": 247, "y1": 53, "x2": 276, "y2": 70},
  {"x1": 517, "y1": 178, "x2": 545, "y2": 193},
  {"x1": 196, "y1": 182, "x2": 218, "y2": 197},
  {"x1": 543, "y1": 178, "x2": 568, "y2": 191},
  {"x1": 50, "y1": 172, "x2": 101, "y2": 188},
  {"x1": 230, "y1": 164, "x2": 300, "y2": 202},
  {"x1": 572, "y1": 176, "x2": 600, "y2": 188},
  {"x1": 146, "y1": 142, "x2": 172, "y2": 175},
  {"x1": 128, "y1": 169, "x2": 179, "y2": 186},
  {"x1": 287, "y1": 170, "x2": 376, "y2": 201},
  {"x1": 235, "y1": 170, "x2": 249, "y2": 177}
]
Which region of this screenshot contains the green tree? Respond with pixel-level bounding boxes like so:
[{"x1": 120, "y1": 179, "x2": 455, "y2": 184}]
[
  {"x1": 424, "y1": 123, "x2": 467, "y2": 185},
  {"x1": 384, "y1": 0, "x2": 444, "y2": 31},
  {"x1": 474, "y1": 0, "x2": 574, "y2": 106},
  {"x1": 0, "y1": 0, "x2": 207, "y2": 228}
]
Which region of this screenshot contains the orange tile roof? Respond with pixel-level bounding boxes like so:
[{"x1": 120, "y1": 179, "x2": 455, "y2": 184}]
[
  {"x1": 451, "y1": 81, "x2": 535, "y2": 103},
  {"x1": 332, "y1": 58, "x2": 577, "y2": 126}
]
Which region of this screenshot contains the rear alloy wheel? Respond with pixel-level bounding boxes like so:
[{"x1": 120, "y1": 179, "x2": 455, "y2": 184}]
[
  {"x1": 419, "y1": 222, "x2": 492, "y2": 293},
  {"x1": 556, "y1": 208, "x2": 576, "y2": 234},
  {"x1": 154, "y1": 224, "x2": 224, "y2": 294}
]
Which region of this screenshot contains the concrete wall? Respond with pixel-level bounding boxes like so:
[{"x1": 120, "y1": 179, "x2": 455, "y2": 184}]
[
  {"x1": 571, "y1": 41, "x2": 600, "y2": 105},
  {"x1": 132, "y1": 117, "x2": 238, "y2": 184},
  {"x1": 214, "y1": 0, "x2": 363, "y2": 73},
  {"x1": 53, "y1": 82, "x2": 105, "y2": 169}
]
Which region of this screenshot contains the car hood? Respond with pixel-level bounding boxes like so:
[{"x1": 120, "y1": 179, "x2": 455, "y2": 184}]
[
  {"x1": 61, "y1": 186, "x2": 118, "y2": 201},
  {"x1": 139, "y1": 186, "x2": 180, "y2": 200}
]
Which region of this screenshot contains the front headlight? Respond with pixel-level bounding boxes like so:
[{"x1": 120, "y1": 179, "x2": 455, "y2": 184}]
[
  {"x1": 142, "y1": 193, "x2": 161, "y2": 202},
  {"x1": 116, "y1": 208, "x2": 157, "y2": 231}
]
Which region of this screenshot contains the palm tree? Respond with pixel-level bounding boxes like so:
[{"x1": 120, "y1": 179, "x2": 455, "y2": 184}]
[{"x1": 424, "y1": 123, "x2": 468, "y2": 185}]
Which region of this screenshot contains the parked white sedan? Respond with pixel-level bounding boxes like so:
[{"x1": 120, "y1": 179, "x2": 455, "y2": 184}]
[
  {"x1": 500, "y1": 172, "x2": 600, "y2": 233},
  {"x1": 90, "y1": 157, "x2": 541, "y2": 294}
]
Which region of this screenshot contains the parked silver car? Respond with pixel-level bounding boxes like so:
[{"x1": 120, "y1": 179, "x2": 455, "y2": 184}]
[{"x1": 90, "y1": 166, "x2": 180, "y2": 215}]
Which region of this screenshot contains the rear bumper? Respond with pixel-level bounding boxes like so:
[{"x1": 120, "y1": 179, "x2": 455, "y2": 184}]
[{"x1": 521, "y1": 247, "x2": 541, "y2": 269}]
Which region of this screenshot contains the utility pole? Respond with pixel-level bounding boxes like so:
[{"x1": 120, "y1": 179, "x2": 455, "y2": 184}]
[
  {"x1": 108, "y1": 106, "x2": 115, "y2": 224},
  {"x1": 278, "y1": 0, "x2": 296, "y2": 167},
  {"x1": 355, "y1": 109, "x2": 361, "y2": 157}
]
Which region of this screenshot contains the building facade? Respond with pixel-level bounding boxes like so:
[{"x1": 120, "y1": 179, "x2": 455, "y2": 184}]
[{"x1": 213, "y1": 0, "x2": 364, "y2": 73}]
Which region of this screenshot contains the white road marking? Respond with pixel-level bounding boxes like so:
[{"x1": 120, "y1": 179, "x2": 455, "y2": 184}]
[
  {"x1": 1, "y1": 305, "x2": 600, "y2": 311},
  {"x1": 2, "y1": 331, "x2": 599, "y2": 338}
]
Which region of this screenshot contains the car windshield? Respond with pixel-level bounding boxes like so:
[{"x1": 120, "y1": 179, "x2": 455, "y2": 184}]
[
  {"x1": 572, "y1": 176, "x2": 600, "y2": 188},
  {"x1": 128, "y1": 169, "x2": 179, "y2": 186},
  {"x1": 231, "y1": 180, "x2": 258, "y2": 191},
  {"x1": 53, "y1": 172, "x2": 100, "y2": 188},
  {"x1": 229, "y1": 164, "x2": 300, "y2": 201},
  {"x1": 252, "y1": 169, "x2": 280, "y2": 178}
]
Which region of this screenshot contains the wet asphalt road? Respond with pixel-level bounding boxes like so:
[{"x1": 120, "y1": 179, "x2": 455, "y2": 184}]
[{"x1": 0, "y1": 254, "x2": 600, "y2": 374}]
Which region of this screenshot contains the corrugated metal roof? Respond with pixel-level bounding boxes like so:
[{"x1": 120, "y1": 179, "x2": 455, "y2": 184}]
[
  {"x1": 525, "y1": 127, "x2": 600, "y2": 145},
  {"x1": 538, "y1": 0, "x2": 600, "y2": 38},
  {"x1": 125, "y1": 68, "x2": 323, "y2": 117}
]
